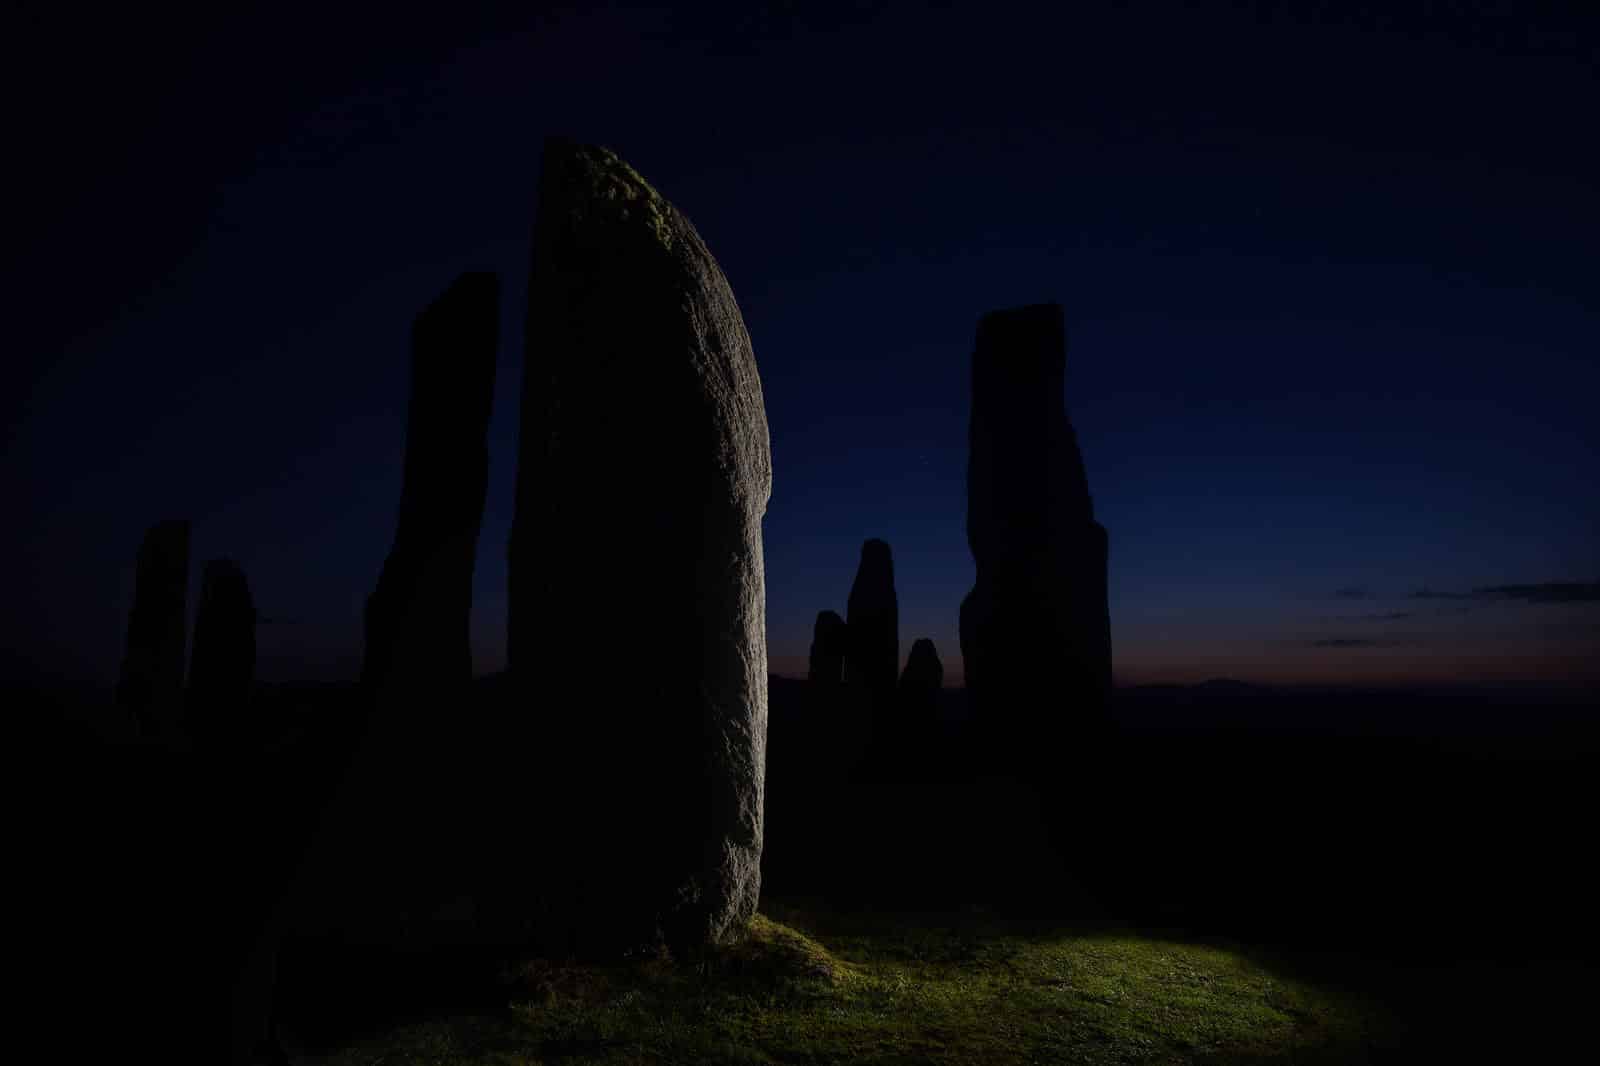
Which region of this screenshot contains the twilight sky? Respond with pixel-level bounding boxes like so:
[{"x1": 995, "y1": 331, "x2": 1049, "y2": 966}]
[{"x1": 5, "y1": 1, "x2": 1597, "y2": 688}]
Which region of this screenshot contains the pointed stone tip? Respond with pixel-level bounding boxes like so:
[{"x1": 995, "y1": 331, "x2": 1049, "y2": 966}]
[
  {"x1": 976, "y1": 303, "x2": 1064, "y2": 347},
  {"x1": 979, "y1": 302, "x2": 1063, "y2": 324},
  {"x1": 143, "y1": 519, "x2": 191, "y2": 551},
  {"x1": 452, "y1": 269, "x2": 499, "y2": 289},
  {"x1": 431, "y1": 271, "x2": 500, "y2": 314},
  {"x1": 862, "y1": 538, "x2": 892, "y2": 557}
]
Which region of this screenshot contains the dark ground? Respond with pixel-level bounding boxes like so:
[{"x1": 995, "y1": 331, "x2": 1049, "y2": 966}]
[{"x1": 15, "y1": 673, "x2": 1597, "y2": 1059}]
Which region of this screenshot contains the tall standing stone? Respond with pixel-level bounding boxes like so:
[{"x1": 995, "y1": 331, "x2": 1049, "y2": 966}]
[
  {"x1": 362, "y1": 271, "x2": 500, "y2": 696},
  {"x1": 117, "y1": 519, "x2": 190, "y2": 738},
  {"x1": 844, "y1": 538, "x2": 898, "y2": 695},
  {"x1": 304, "y1": 270, "x2": 500, "y2": 931},
  {"x1": 508, "y1": 139, "x2": 772, "y2": 954},
  {"x1": 808, "y1": 609, "x2": 847, "y2": 685},
  {"x1": 960, "y1": 304, "x2": 1111, "y2": 753},
  {"x1": 233, "y1": 273, "x2": 502, "y2": 1060},
  {"x1": 184, "y1": 558, "x2": 255, "y2": 742}
]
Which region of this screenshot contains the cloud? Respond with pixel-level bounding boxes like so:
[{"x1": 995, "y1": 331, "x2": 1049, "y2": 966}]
[
  {"x1": 1411, "y1": 581, "x2": 1600, "y2": 604},
  {"x1": 1335, "y1": 611, "x2": 1413, "y2": 621},
  {"x1": 1308, "y1": 637, "x2": 1404, "y2": 649},
  {"x1": 1333, "y1": 585, "x2": 1371, "y2": 599}
]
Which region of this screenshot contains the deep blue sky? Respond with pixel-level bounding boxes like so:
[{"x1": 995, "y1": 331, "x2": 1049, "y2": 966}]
[{"x1": 5, "y1": 1, "x2": 1597, "y2": 688}]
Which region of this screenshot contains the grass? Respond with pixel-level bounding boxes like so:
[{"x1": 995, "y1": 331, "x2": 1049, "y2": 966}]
[{"x1": 314, "y1": 900, "x2": 1401, "y2": 1065}]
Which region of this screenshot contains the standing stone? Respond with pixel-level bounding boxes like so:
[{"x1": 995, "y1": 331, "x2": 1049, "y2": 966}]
[
  {"x1": 844, "y1": 538, "x2": 899, "y2": 695},
  {"x1": 807, "y1": 609, "x2": 847, "y2": 685},
  {"x1": 960, "y1": 303, "x2": 1112, "y2": 753},
  {"x1": 230, "y1": 273, "x2": 501, "y2": 1062},
  {"x1": 900, "y1": 637, "x2": 944, "y2": 693},
  {"x1": 508, "y1": 139, "x2": 772, "y2": 954},
  {"x1": 117, "y1": 519, "x2": 190, "y2": 738},
  {"x1": 183, "y1": 558, "x2": 256, "y2": 743},
  {"x1": 305, "y1": 270, "x2": 500, "y2": 932},
  {"x1": 362, "y1": 271, "x2": 500, "y2": 695},
  {"x1": 892, "y1": 637, "x2": 945, "y2": 775}
]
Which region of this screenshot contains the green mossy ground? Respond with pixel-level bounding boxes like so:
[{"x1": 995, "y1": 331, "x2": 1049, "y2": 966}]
[{"x1": 316, "y1": 900, "x2": 1401, "y2": 1065}]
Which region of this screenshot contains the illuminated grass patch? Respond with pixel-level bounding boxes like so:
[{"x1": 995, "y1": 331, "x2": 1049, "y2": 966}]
[{"x1": 321, "y1": 902, "x2": 1397, "y2": 1064}]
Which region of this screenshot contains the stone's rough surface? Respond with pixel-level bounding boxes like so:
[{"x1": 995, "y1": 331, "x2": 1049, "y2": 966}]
[
  {"x1": 508, "y1": 139, "x2": 772, "y2": 954},
  {"x1": 808, "y1": 610, "x2": 847, "y2": 685},
  {"x1": 900, "y1": 638, "x2": 944, "y2": 691},
  {"x1": 845, "y1": 538, "x2": 899, "y2": 695},
  {"x1": 117, "y1": 519, "x2": 191, "y2": 738},
  {"x1": 960, "y1": 304, "x2": 1112, "y2": 750},
  {"x1": 184, "y1": 558, "x2": 255, "y2": 740}
]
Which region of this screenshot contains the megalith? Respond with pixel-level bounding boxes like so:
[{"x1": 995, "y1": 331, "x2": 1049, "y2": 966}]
[
  {"x1": 808, "y1": 609, "x2": 847, "y2": 685},
  {"x1": 305, "y1": 270, "x2": 501, "y2": 932},
  {"x1": 892, "y1": 637, "x2": 945, "y2": 773},
  {"x1": 184, "y1": 558, "x2": 256, "y2": 742},
  {"x1": 507, "y1": 139, "x2": 772, "y2": 954},
  {"x1": 244, "y1": 272, "x2": 501, "y2": 1056},
  {"x1": 362, "y1": 270, "x2": 500, "y2": 696},
  {"x1": 844, "y1": 538, "x2": 898, "y2": 695},
  {"x1": 960, "y1": 304, "x2": 1111, "y2": 751},
  {"x1": 900, "y1": 637, "x2": 944, "y2": 693},
  {"x1": 117, "y1": 519, "x2": 190, "y2": 738}
]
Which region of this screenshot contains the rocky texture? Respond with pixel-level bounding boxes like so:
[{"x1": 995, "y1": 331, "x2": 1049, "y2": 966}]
[
  {"x1": 844, "y1": 538, "x2": 899, "y2": 695},
  {"x1": 116, "y1": 519, "x2": 190, "y2": 738},
  {"x1": 183, "y1": 558, "x2": 256, "y2": 742},
  {"x1": 807, "y1": 609, "x2": 847, "y2": 685},
  {"x1": 959, "y1": 304, "x2": 1112, "y2": 751},
  {"x1": 507, "y1": 139, "x2": 772, "y2": 954}
]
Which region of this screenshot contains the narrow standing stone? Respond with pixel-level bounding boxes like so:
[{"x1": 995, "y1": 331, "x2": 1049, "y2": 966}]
[
  {"x1": 362, "y1": 271, "x2": 500, "y2": 695},
  {"x1": 844, "y1": 538, "x2": 899, "y2": 696},
  {"x1": 236, "y1": 273, "x2": 502, "y2": 1060},
  {"x1": 117, "y1": 519, "x2": 190, "y2": 738},
  {"x1": 808, "y1": 609, "x2": 847, "y2": 685},
  {"x1": 184, "y1": 558, "x2": 255, "y2": 743},
  {"x1": 959, "y1": 304, "x2": 1111, "y2": 754},
  {"x1": 311, "y1": 270, "x2": 500, "y2": 928}
]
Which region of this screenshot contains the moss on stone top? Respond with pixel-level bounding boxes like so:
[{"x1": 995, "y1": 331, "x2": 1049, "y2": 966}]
[{"x1": 571, "y1": 141, "x2": 676, "y2": 251}]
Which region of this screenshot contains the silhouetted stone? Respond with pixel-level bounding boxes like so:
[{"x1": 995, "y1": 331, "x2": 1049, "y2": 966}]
[
  {"x1": 888, "y1": 637, "x2": 945, "y2": 777},
  {"x1": 960, "y1": 304, "x2": 1111, "y2": 753},
  {"x1": 362, "y1": 270, "x2": 499, "y2": 695},
  {"x1": 297, "y1": 271, "x2": 500, "y2": 933},
  {"x1": 900, "y1": 637, "x2": 944, "y2": 691},
  {"x1": 116, "y1": 519, "x2": 190, "y2": 738},
  {"x1": 235, "y1": 274, "x2": 500, "y2": 1060},
  {"x1": 808, "y1": 609, "x2": 847, "y2": 685},
  {"x1": 845, "y1": 538, "x2": 898, "y2": 695},
  {"x1": 507, "y1": 139, "x2": 772, "y2": 955},
  {"x1": 183, "y1": 558, "x2": 256, "y2": 742}
]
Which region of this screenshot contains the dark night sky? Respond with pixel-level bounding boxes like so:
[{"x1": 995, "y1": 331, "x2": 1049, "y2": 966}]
[{"x1": 5, "y1": 1, "x2": 1597, "y2": 690}]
